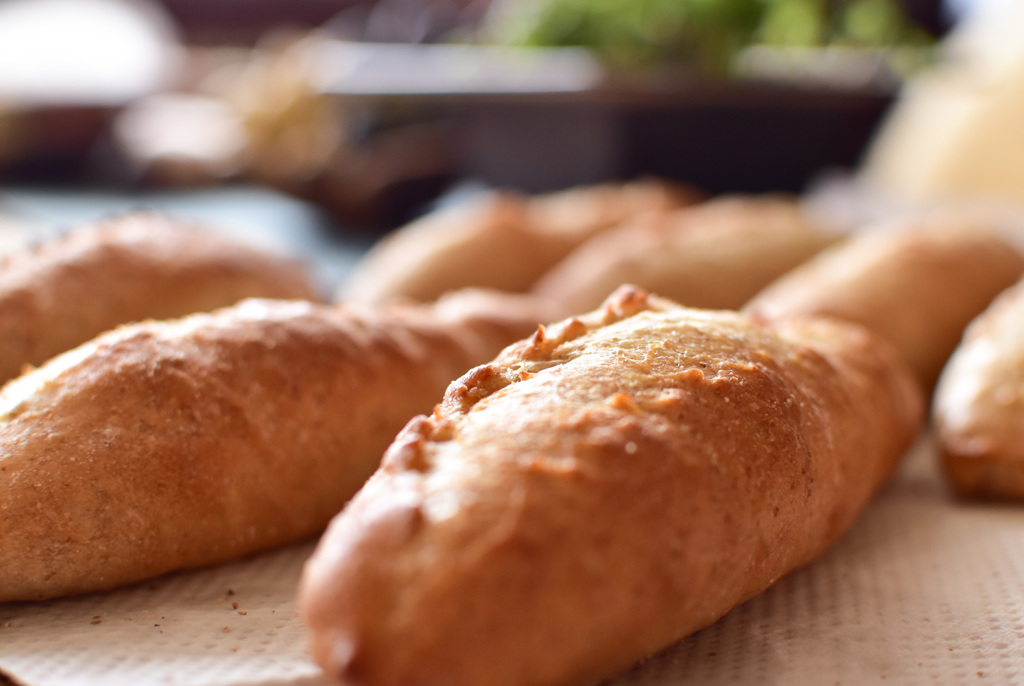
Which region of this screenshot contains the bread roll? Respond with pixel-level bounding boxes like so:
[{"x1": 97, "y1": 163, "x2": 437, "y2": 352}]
[
  {"x1": 525, "y1": 176, "x2": 702, "y2": 237},
  {"x1": 338, "y1": 179, "x2": 699, "y2": 305},
  {"x1": 299, "y1": 286, "x2": 923, "y2": 686},
  {"x1": 934, "y1": 277, "x2": 1024, "y2": 499},
  {"x1": 533, "y1": 195, "x2": 838, "y2": 317},
  {"x1": 0, "y1": 213, "x2": 320, "y2": 386},
  {"x1": 744, "y1": 219, "x2": 1024, "y2": 393},
  {"x1": 0, "y1": 290, "x2": 545, "y2": 602}
]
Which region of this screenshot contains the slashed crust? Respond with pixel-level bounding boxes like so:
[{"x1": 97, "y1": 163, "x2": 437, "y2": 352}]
[{"x1": 300, "y1": 286, "x2": 923, "y2": 686}]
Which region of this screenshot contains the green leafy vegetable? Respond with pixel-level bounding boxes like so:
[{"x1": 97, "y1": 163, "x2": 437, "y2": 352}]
[{"x1": 484, "y1": 0, "x2": 932, "y2": 72}]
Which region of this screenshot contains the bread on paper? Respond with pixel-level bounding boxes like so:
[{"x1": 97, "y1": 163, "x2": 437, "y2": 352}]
[
  {"x1": 0, "y1": 289, "x2": 545, "y2": 602},
  {"x1": 300, "y1": 286, "x2": 923, "y2": 686}
]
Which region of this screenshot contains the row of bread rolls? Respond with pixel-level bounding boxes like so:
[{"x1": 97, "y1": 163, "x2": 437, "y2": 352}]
[
  {"x1": 741, "y1": 217, "x2": 1024, "y2": 500},
  {"x1": 342, "y1": 181, "x2": 1024, "y2": 469},
  {"x1": 338, "y1": 179, "x2": 849, "y2": 319},
  {"x1": 0, "y1": 213, "x2": 559, "y2": 602},
  {"x1": 0, "y1": 213, "x2": 320, "y2": 386},
  {"x1": 298, "y1": 202, "x2": 1024, "y2": 686},
  {"x1": 338, "y1": 178, "x2": 704, "y2": 305},
  {"x1": 341, "y1": 199, "x2": 1024, "y2": 511},
  {"x1": 745, "y1": 218, "x2": 1024, "y2": 393},
  {"x1": 1, "y1": 181, "x2": 1023, "y2": 685}
]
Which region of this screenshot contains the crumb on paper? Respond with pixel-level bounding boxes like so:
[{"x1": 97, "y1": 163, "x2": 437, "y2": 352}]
[
  {"x1": 232, "y1": 602, "x2": 239, "y2": 610},
  {"x1": 238, "y1": 611, "x2": 247, "y2": 616},
  {"x1": 223, "y1": 626, "x2": 231, "y2": 633},
  {"x1": 227, "y1": 588, "x2": 236, "y2": 596}
]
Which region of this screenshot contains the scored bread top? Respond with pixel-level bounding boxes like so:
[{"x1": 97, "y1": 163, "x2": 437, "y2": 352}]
[{"x1": 300, "y1": 286, "x2": 924, "y2": 686}]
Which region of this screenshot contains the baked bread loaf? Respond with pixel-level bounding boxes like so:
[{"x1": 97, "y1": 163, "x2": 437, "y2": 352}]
[
  {"x1": 744, "y1": 219, "x2": 1024, "y2": 393},
  {"x1": 0, "y1": 290, "x2": 545, "y2": 602},
  {"x1": 532, "y1": 195, "x2": 839, "y2": 317},
  {"x1": 299, "y1": 286, "x2": 923, "y2": 686},
  {"x1": 525, "y1": 176, "x2": 702, "y2": 237},
  {"x1": 0, "y1": 212, "x2": 320, "y2": 386},
  {"x1": 934, "y1": 277, "x2": 1024, "y2": 499},
  {"x1": 338, "y1": 179, "x2": 699, "y2": 305}
]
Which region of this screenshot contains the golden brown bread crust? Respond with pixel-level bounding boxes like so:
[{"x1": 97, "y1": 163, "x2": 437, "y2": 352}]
[
  {"x1": 338, "y1": 191, "x2": 533, "y2": 304},
  {"x1": 524, "y1": 177, "x2": 702, "y2": 237},
  {"x1": 934, "y1": 277, "x2": 1024, "y2": 499},
  {"x1": 0, "y1": 212, "x2": 320, "y2": 386},
  {"x1": 532, "y1": 195, "x2": 839, "y2": 316},
  {"x1": 744, "y1": 219, "x2": 1024, "y2": 394},
  {"x1": 299, "y1": 286, "x2": 924, "y2": 686},
  {"x1": 338, "y1": 180, "x2": 700, "y2": 305},
  {"x1": 0, "y1": 291, "x2": 544, "y2": 602}
]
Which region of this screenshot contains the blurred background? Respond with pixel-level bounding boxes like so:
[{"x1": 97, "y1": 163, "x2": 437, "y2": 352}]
[{"x1": 0, "y1": 0, "x2": 1017, "y2": 286}]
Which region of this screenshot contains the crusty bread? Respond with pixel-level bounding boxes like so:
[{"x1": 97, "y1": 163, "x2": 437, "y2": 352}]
[
  {"x1": 338, "y1": 190, "x2": 533, "y2": 304},
  {"x1": 0, "y1": 212, "x2": 320, "y2": 386},
  {"x1": 299, "y1": 286, "x2": 923, "y2": 686},
  {"x1": 744, "y1": 219, "x2": 1024, "y2": 393},
  {"x1": 338, "y1": 179, "x2": 700, "y2": 305},
  {"x1": 533, "y1": 195, "x2": 839, "y2": 317},
  {"x1": 525, "y1": 176, "x2": 702, "y2": 238},
  {"x1": 0, "y1": 290, "x2": 546, "y2": 602},
  {"x1": 934, "y1": 277, "x2": 1024, "y2": 499}
]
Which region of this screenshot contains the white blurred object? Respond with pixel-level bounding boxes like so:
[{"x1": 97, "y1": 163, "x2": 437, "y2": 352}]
[
  {"x1": 114, "y1": 93, "x2": 248, "y2": 181},
  {"x1": 944, "y1": 0, "x2": 1013, "y2": 22},
  {"x1": 861, "y1": 1, "x2": 1024, "y2": 207},
  {"x1": 0, "y1": 210, "x2": 37, "y2": 257},
  {"x1": 0, "y1": 0, "x2": 180, "y2": 105},
  {"x1": 310, "y1": 40, "x2": 603, "y2": 96}
]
